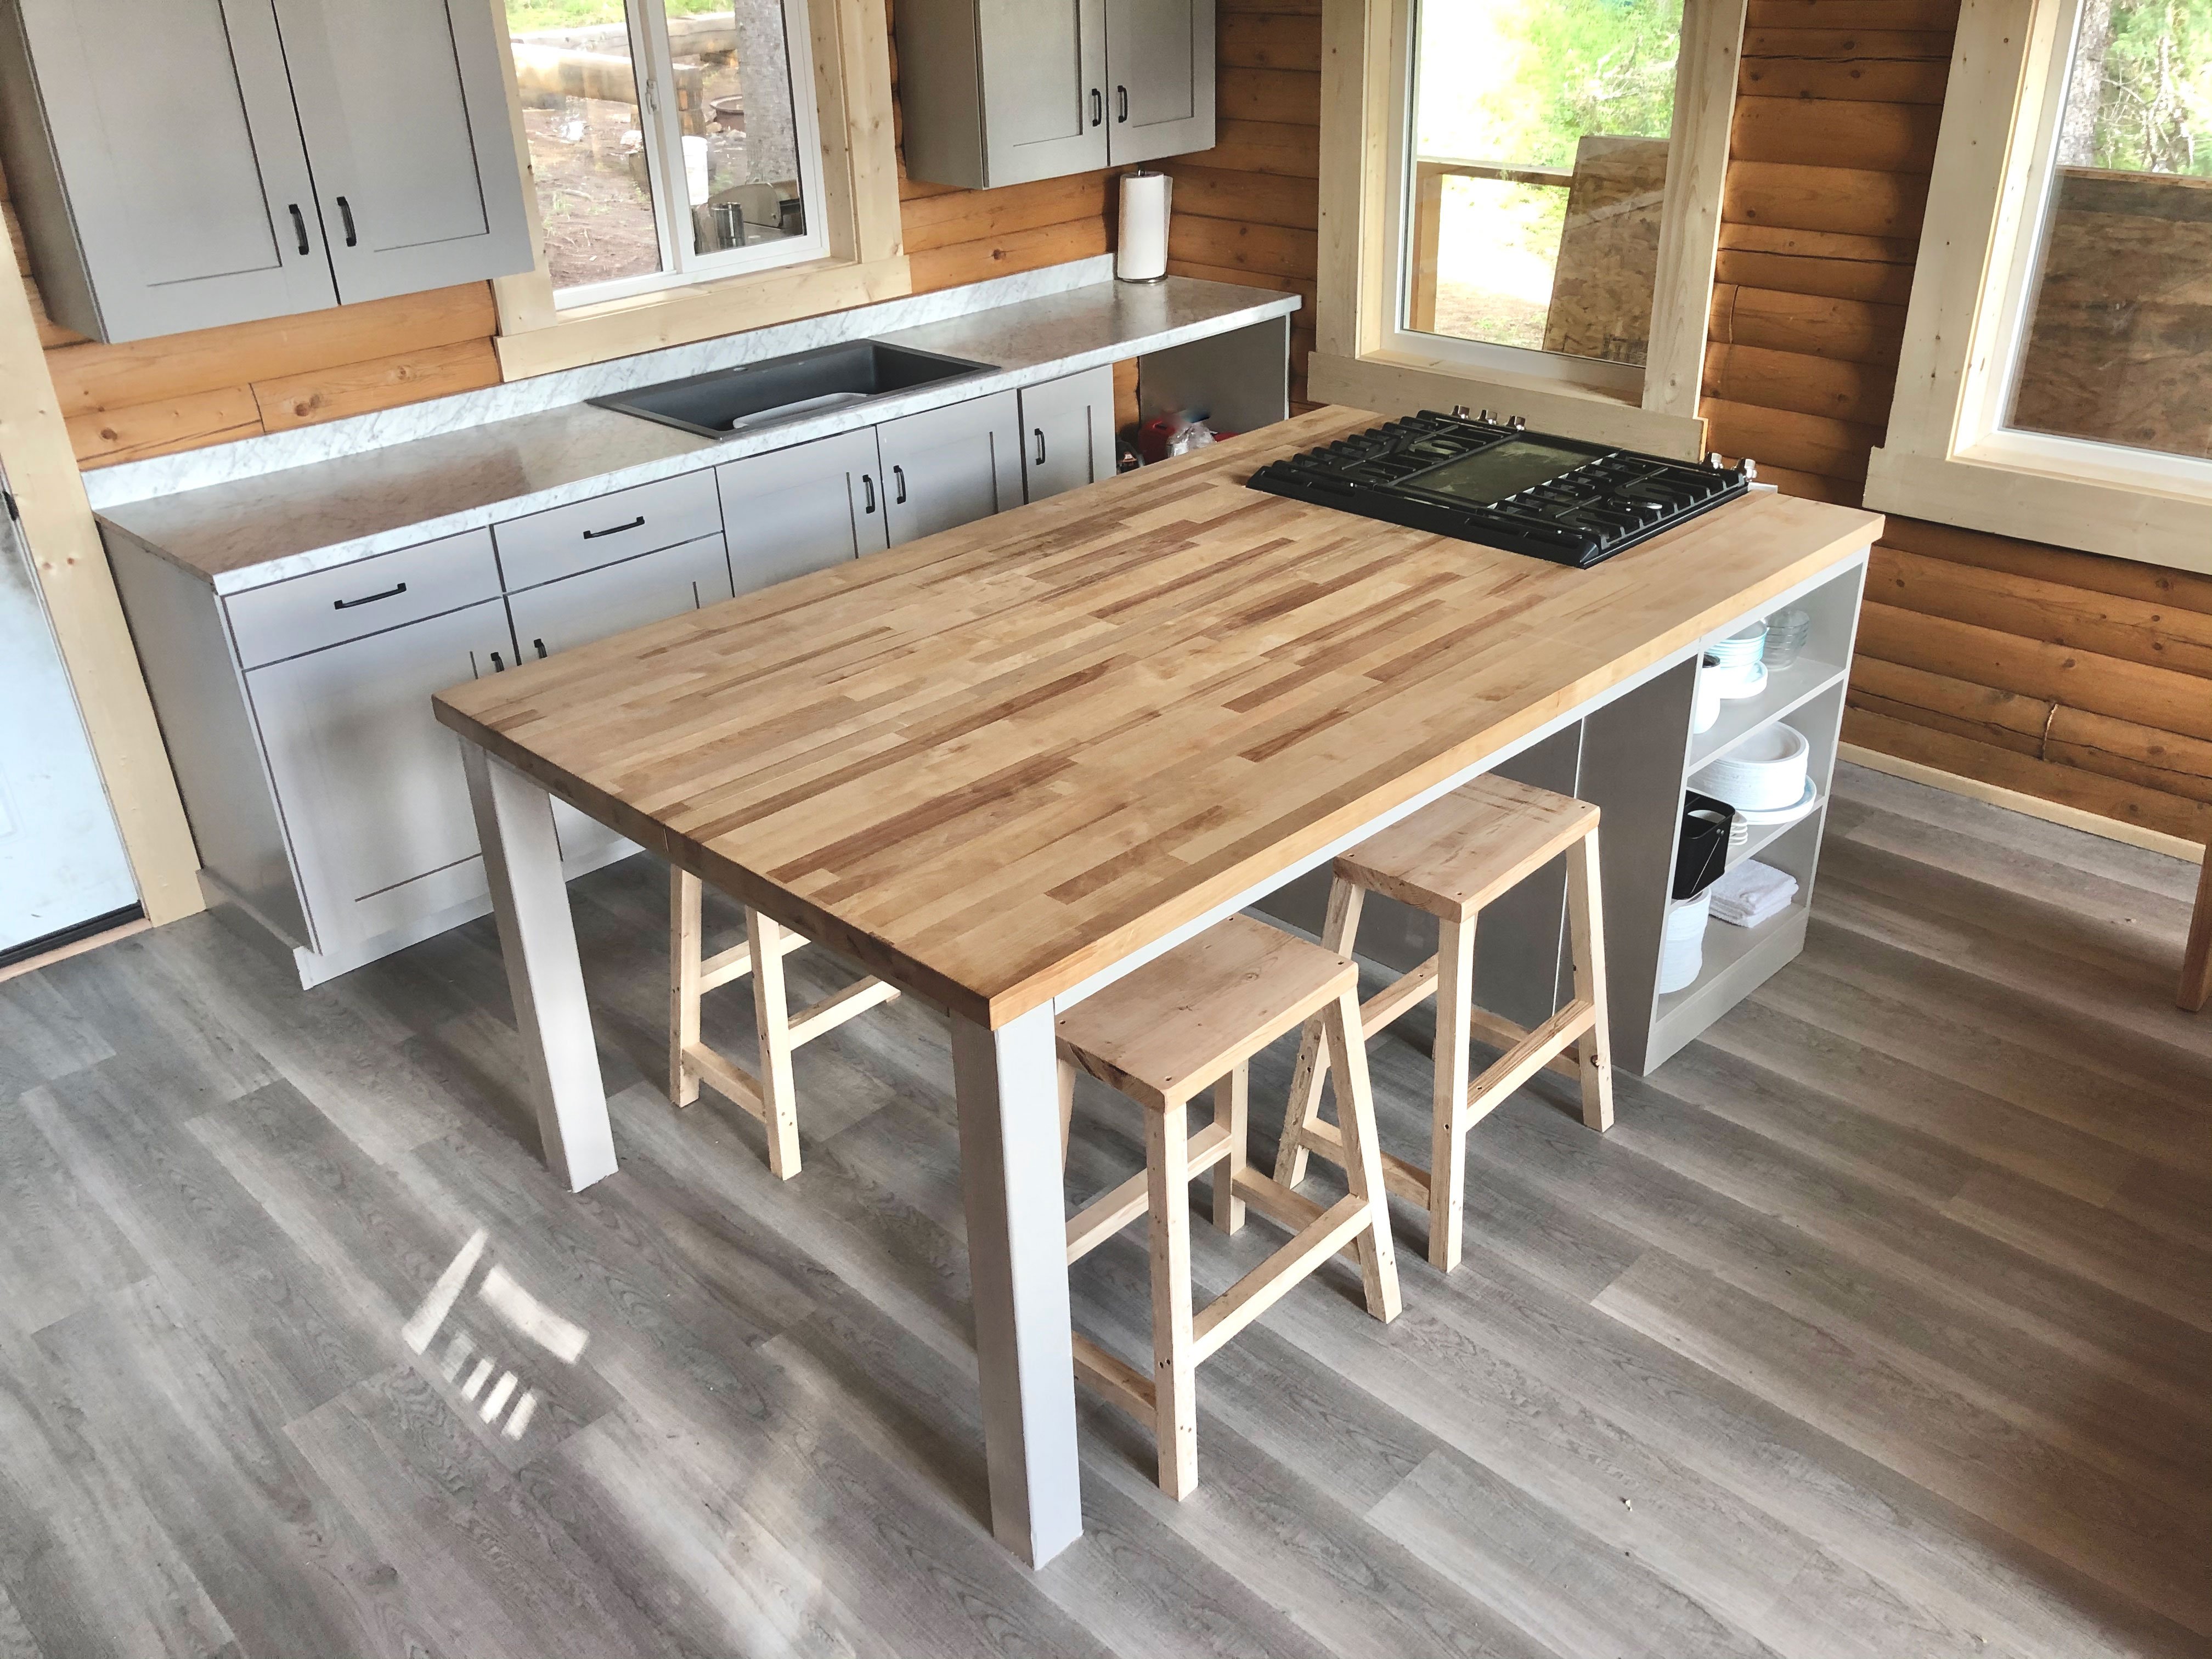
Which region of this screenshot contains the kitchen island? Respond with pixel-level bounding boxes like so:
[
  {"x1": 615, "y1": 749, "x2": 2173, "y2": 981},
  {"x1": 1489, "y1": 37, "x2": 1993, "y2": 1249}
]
[{"x1": 434, "y1": 405, "x2": 1881, "y2": 1566}]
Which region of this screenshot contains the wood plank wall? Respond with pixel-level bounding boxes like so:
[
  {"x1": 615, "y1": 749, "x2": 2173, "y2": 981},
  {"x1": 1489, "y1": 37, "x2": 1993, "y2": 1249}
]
[
  {"x1": 1702, "y1": 0, "x2": 2212, "y2": 842},
  {"x1": 4, "y1": 0, "x2": 1128, "y2": 472}
]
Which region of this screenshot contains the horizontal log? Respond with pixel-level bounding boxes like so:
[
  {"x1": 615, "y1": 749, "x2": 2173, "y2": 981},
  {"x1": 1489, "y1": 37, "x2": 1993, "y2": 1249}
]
[
  {"x1": 1882, "y1": 515, "x2": 2212, "y2": 618},
  {"x1": 1740, "y1": 55, "x2": 1950, "y2": 103},
  {"x1": 67, "y1": 384, "x2": 261, "y2": 467},
  {"x1": 1168, "y1": 215, "x2": 1317, "y2": 281},
  {"x1": 1221, "y1": 0, "x2": 1319, "y2": 11},
  {"x1": 1855, "y1": 601, "x2": 2212, "y2": 740},
  {"x1": 1848, "y1": 687, "x2": 2042, "y2": 756},
  {"x1": 511, "y1": 44, "x2": 641, "y2": 106},
  {"x1": 1746, "y1": 462, "x2": 1863, "y2": 504},
  {"x1": 1713, "y1": 247, "x2": 1916, "y2": 304},
  {"x1": 1843, "y1": 707, "x2": 2212, "y2": 840},
  {"x1": 253, "y1": 339, "x2": 500, "y2": 434},
  {"x1": 1724, "y1": 160, "x2": 1928, "y2": 239},
  {"x1": 1704, "y1": 340, "x2": 1895, "y2": 425},
  {"x1": 1198, "y1": 119, "x2": 1322, "y2": 178},
  {"x1": 1701, "y1": 397, "x2": 1879, "y2": 480},
  {"x1": 1221, "y1": 66, "x2": 1322, "y2": 126},
  {"x1": 46, "y1": 283, "x2": 496, "y2": 416},
  {"x1": 2050, "y1": 707, "x2": 2212, "y2": 800},
  {"x1": 1742, "y1": 28, "x2": 1956, "y2": 60},
  {"x1": 1165, "y1": 259, "x2": 1316, "y2": 313},
  {"x1": 1730, "y1": 96, "x2": 1942, "y2": 172},
  {"x1": 899, "y1": 172, "x2": 1112, "y2": 252},
  {"x1": 1748, "y1": 0, "x2": 1961, "y2": 27},
  {"x1": 907, "y1": 217, "x2": 1108, "y2": 294},
  {"x1": 1719, "y1": 222, "x2": 1922, "y2": 265},
  {"x1": 1848, "y1": 656, "x2": 2050, "y2": 737},
  {"x1": 1711, "y1": 283, "x2": 1906, "y2": 363},
  {"x1": 1160, "y1": 161, "x2": 1318, "y2": 230},
  {"x1": 1869, "y1": 543, "x2": 2212, "y2": 678},
  {"x1": 1221, "y1": 12, "x2": 1321, "y2": 70}
]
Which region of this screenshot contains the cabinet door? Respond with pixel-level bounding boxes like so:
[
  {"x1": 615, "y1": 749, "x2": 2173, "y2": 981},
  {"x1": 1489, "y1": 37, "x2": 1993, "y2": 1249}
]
[
  {"x1": 245, "y1": 599, "x2": 513, "y2": 959},
  {"x1": 1104, "y1": 0, "x2": 1215, "y2": 166},
  {"x1": 4, "y1": 0, "x2": 336, "y2": 341},
  {"x1": 719, "y1": 428, "x2": 888, "y2": 591},
  {"x1": 1018, "y1": 366, "x2": 1118, "y2": 502},
  {"x1": 268, "y1": 0, "x2": 532, "y2": 303},
  {"x1": 979, "y1": 0, "x2": 1109, "y2": 186},
  {"x1": 506, "y1": 535, "x2": 736, "y2": 867},
  {"x1": 876, "y1": 393, "x2": 1025, "y2": 546}
]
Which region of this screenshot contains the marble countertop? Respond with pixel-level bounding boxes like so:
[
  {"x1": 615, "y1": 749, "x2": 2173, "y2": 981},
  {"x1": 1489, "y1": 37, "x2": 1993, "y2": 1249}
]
[{"x1": 95, "y1": 272, "x2": 1300, "y2": 594}]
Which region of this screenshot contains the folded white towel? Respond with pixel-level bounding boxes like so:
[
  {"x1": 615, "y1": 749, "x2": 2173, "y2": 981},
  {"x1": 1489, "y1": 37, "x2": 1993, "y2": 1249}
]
[{"x1": 1710, "y1": 859, "x2": 1798, "y2": 927}]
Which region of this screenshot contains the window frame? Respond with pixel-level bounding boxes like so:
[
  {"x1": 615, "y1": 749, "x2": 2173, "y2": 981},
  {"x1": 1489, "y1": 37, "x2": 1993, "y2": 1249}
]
[
  {"x1": 1866, "y1": 0, "x2": 2212, "y2": 575},
  {"x1": 1311, "y1": 0, "x2": 1747, "y2": 460},
  {"x1": 486, "y1": 0, "x2": 909, "y2": 380}
]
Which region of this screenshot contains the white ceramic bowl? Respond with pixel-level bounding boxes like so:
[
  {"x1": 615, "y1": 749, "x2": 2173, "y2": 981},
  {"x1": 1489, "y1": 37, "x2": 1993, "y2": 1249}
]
[{"x1": 1693, "y1": 723, "x2": 1810, "y2": 812}]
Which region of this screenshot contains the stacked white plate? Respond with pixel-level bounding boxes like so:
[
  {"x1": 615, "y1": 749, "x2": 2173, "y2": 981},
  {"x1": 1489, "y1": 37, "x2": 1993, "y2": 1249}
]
[
  {"x1": 1693, "y1": 723, "x2": 1810, "y2": 812},
  {"x1": 1704, "y1": 622, "x2": 1769, "y2": 701},
  {"x1": 1658, "y1": 889, "x2": 1712, "y2": 994}
]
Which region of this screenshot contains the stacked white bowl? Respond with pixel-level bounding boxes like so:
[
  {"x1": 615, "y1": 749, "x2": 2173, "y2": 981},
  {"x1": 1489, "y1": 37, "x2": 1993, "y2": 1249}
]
[
  {"x1": 1692, "y1": 723, "x2": 1810, "y2": 812},
  {"x1": 1705, "y1": 621, "x2": 1767, "y2": 701}
]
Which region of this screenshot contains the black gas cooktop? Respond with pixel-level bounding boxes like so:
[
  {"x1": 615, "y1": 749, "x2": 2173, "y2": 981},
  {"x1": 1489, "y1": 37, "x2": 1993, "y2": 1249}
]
[{"x1": 1246, "y1": 410, "x2": 1752, "y2": 568}]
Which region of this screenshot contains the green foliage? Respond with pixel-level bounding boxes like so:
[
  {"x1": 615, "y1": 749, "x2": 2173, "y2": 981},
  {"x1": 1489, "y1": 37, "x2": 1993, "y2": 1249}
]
[
  {"x1": 2090, "y1": 0, "x2": 2212, "y2": 176},
  {"x1": 505, "y1": 0, "x2": 727, "y2": 34}
]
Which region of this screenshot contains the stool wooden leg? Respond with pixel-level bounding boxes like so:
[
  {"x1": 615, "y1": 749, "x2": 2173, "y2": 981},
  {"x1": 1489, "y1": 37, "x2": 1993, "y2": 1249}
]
[
  {"x1": 2180, "y1": 845, "x2": 2212, "y2": 1012},
  {"x1": 1214, "y1": 1065, "x2": 1248, "y2": 1234},
  {"x1": 1147, "y1": 1097, "x2": 1199, "y2": 1498},
  {"x1": 1057, "y1": 1057, "x2": 1076, "y2": 1171},
  {"x1": 746, "y1": 907, "x2": 803, "y2": 1178},
  {"x1": 1567, "y1": 828, "x2": 1615, "y2": 1133},
  {"x1": 669, "y1": 871, "x2": 703, "y2": 1108},
  {"x1": 1277, "y1": 878, "x2": 1363, "y2": 1188},
  {"x1": 1427, "y1": 915, "x2": 1476, "y2": 1271},
  {"x1": 1322, "y1": 989, "x2": 1401, "y2": 1322}
]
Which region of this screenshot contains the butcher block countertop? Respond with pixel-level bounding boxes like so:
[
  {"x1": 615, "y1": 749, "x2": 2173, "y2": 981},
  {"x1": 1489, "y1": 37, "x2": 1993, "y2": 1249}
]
[{"x1": 435, "y1": 407, "x2": 1883, "y2": 1026}]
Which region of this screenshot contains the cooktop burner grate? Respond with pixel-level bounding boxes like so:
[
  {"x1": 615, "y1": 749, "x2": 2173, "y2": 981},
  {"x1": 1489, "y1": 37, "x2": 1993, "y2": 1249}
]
[{"x1": 1246, "y1": 410, "x2": 1753, "y2": 568}]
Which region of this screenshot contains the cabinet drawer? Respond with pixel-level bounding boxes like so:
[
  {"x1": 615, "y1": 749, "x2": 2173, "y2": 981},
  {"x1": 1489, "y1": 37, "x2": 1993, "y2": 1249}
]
[
  {"x1": 224, "y1": 529, "x2": 503, "y2": 670},
  {"x1": 493, "y1": 470, "x2": 722, "y2": 591}
]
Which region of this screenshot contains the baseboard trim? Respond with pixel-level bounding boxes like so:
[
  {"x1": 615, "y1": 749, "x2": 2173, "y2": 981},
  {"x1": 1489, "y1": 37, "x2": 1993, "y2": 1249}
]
[{"x1": 1839, "y1": 744, "x2": 2204, "y2": 864}]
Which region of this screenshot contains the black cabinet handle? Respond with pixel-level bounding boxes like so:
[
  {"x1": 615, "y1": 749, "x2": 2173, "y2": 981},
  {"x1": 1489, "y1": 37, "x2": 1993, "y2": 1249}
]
[
  {"x1": 490, "y1": 650, "x2": 506, "y2": 673},
  {"x1": 337, "y1": 195, "x2": 357, "y2": 247},
  {"x1": 332, "y1": 581, "x2": 406, "y2": 610},
  {"x1": 533, "y1": 637, "x2": 548, "y2": 659},
  {"x1": 860, "y1": 473, "x2": 876, "y2": 512},
  {"x1": 1034, "y1": 428, "x2": 1046, "y2": 467},
  {"x1": 289, "y1": 204, "x2": 309, "y2": 255},
  {"x1": 892, "y1": 465, "x2": 906, "y2": 505},
  {"x1": 1090, "y1": 88, "x2": 1103, "y2": 127},
  {"x1": 582, "y1": 515, "x2": 645, "y2": 539},
  {"x1": 1116, "y1": 86, "x2": 1128, "y2": 123}
]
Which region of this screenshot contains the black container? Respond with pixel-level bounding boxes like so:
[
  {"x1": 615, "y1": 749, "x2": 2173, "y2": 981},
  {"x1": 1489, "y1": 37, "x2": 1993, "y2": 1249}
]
[{"x1": 1674, "y1": 791, "x2": 1736, "y2": 900}]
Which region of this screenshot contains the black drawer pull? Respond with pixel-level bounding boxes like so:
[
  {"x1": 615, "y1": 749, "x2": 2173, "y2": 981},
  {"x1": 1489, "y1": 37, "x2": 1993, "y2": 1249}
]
[
  {"x1": 583, "y1": 515, "x2": 646, "y2": 539},
  {"x1": 1090, "y1": 88, "x2": 1103, "y2": 127},
  {"x1": 332, "y1": 581, "x2": 407, "y2": 610},
  {"x1": 861, "y1": 473, "x2": 876, "y2": 512},
  {"x1": 1116, "y1": 85, "x2": 1128, "y2": 123},
  {"x1": 337, "y1": 194, "x2": 357, "y2": 247},
  {"x1": 1034, "y1": 427, "x2": 1046, "y2": 467},
  {"x1": 533, "y1": 637, "x2": 548, "y2": 658},
  {"x1": 289, "y1": 203, "x2": 310, "y2": 255},
  {"x1": 490, "y1": 650, "x2": 506, "y2": 673},
  {"x1": 892, "y1": 465, "x2": 907, "y2": 505}
]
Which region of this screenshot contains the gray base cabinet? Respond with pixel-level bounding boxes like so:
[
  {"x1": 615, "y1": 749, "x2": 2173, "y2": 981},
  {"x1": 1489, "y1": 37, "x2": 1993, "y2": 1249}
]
[
  {"x1": 110, "y1": 371, "x2": 1113, "y2": 987},
  {"x1": 894, "y1": 0, "x2": 1215, "y2": 189},
  {"x1": 0, "y1": 0, "x2": 529, "y2": 342}
]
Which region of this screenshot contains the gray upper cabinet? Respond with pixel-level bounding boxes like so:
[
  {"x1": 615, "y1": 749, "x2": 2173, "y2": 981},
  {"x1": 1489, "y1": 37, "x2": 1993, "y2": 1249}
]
[
  {"x1": 0, "y1": 0, "x2": 531, "y2": 342},
  {"x1": 268, "y1": 0, "x2": 533, "y2": 305},
  {"x1": 894, "y1": 0, "x2": 1214, "y2": 189}
]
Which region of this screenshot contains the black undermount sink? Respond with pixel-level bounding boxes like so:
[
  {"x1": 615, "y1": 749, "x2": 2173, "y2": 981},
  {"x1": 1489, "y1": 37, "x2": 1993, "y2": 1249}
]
[{"x1": 587, "y1": 340, "x2": 994, "y2": 439}]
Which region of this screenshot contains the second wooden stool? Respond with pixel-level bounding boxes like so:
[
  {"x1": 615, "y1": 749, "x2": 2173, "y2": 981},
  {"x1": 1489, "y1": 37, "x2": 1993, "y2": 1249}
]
[
  {"x1": 1058, "y1": 915, "x2": 1402, "y2": 1498},
  {"x1": 668, "y1": 870, "x2": 900, "y2": 1178},
  {"x1": 1276, "y1": 775, "x2": 1613, "y2": 1271}
]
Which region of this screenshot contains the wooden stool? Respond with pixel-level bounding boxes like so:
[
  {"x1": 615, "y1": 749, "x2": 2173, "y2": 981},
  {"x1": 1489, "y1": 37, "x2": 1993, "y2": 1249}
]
[
  {"x1": 668, "y1": 870, "x2": 900, "y2": 1178},
  {"x1": 1057, "y1": 915, "x2": 1401, "y2": 1499},
  {"x1": 1276, "y1": 775, "x2": 1613, "y2": 1272}
]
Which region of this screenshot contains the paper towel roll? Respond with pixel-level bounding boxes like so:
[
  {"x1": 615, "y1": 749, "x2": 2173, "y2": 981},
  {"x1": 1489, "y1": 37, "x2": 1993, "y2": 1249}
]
[{"x1": 1116, "y1": 171, "x2": 1172, "y2": 283}]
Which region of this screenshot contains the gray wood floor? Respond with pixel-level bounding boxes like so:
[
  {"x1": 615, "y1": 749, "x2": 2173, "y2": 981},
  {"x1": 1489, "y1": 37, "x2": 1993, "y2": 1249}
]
[{"x1": 3, "y1": 761, "x2": 2208, "y2": 1659}]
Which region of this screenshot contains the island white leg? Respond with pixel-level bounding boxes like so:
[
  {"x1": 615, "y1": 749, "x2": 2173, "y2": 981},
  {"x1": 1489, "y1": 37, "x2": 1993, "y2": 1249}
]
[
  {"x1": 950, "y1": 1003, "x2": 1083, "y2": 1565},
  {"x1": 461, "y1": 745, "x2": 618, "y2": 1193}
]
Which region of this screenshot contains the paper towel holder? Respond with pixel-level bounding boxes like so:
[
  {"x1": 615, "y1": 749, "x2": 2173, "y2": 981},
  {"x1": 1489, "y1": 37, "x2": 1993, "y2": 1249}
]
[{"x1": 1115, "y1": 167, "x2": 1172, "y2": 284}]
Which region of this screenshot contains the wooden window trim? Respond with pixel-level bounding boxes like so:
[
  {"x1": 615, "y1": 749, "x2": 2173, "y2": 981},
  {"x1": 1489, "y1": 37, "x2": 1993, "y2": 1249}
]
[
  {"x1": 1309, "y1": 0, "x2": 1742, "y2": 460},
  {"x1": 1866, "y1": 0, "x2": 2212, "y2": 576},
  {"x1": 486, "y1": 0, "x2": 911, "y2": 380}
]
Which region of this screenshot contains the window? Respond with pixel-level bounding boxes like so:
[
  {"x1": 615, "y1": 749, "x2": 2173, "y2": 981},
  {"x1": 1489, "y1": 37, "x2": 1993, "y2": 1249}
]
[
  {"x1": 1311, "y1": 0, "x2": 1743, "y2": 459},
  {"x1": 1867, "y1": 0, "x2": 2212, "y2": 572},
  {"x1": 504, "y1": 0, "x2": 827, "y2": 307}
]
